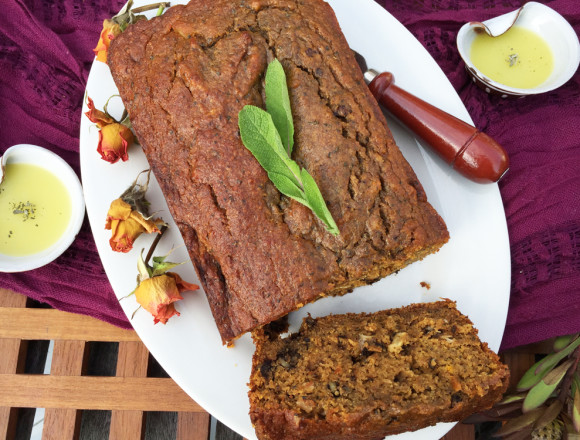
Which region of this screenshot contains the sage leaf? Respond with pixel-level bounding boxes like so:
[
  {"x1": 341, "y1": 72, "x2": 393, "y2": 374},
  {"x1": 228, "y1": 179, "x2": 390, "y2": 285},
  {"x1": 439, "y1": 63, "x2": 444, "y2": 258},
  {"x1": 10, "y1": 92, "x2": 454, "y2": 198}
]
[
  {"x1": 238, "y1": 60, "x2": 339, "y2": 236},
  {"x1": 265, "y1": 59, "x2": 294, "y2": 156},
  {"x1": 269, "y1": 172, "x2": 308, "y2": 205},
  {"x1": 238, "y1": 105, "x2": 296, "y2": 179},
  {"x1": 301, "y1": 168, "x2": 339, "y2": 235},
  {"x1": 523, "y1": 359, "x2": 573, "y2": 412},
  {"x1": 518, "y1": 335, "x2": 580, "y2": 391}
]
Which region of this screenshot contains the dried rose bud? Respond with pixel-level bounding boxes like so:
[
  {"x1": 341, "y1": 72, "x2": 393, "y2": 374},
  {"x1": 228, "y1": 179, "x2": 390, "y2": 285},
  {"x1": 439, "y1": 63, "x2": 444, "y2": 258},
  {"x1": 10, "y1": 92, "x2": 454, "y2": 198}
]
[
  {"x1": 84, "y1": 96, "x2": 114, "y2": 128},
  {"x1": 93, "y1": 19, "x2": 122, "y2": 64},
  {"x1": 97, "y1": 122, "x2": 134, "y2": 164},
  {"x1": 134, "y1": 272, "x2": 199, "y2": 324},
  {"x1": 105, "y1": 198, "x2": 162, "y2": 253}
]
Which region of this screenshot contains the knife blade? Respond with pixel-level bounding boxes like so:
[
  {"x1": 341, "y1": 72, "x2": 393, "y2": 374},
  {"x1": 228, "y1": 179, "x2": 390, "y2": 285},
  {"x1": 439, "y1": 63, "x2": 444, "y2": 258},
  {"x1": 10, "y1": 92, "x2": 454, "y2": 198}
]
[{"x1": 354, "y1": 51, "x2": 509, "y2": 184}]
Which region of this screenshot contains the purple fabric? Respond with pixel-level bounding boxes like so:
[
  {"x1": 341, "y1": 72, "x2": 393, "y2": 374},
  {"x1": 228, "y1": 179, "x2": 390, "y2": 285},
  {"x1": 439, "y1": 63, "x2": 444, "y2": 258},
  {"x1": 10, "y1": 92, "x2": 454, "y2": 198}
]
[
  {"x1": 0, "y1": 0, "x2": 130, "y2": 329},
  {"x1": 380, "y1": 0, "x2": 580, "y2": 350},
  {"x1": 1, "y1": 0, "x2": 578, "y2": 348}
]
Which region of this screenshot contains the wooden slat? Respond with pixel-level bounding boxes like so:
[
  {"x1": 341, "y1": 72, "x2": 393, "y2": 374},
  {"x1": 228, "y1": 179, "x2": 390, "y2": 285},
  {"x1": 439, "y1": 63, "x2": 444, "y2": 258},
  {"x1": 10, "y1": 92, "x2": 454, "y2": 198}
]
[
  {"x1": 0, "y1": 338, "x2": 26, "y2": 438},
  {"x1": 0, "y1": 290, "x2": 28, "y2": 439},
  {"x1": 109, "y1": 411, "x2": 145, "y2": 440},
  {"x1": 0, "y1": 288, "x2": 28, "y2": 307},
  {"x1": 0, "y1": 407, "x2": 18, "y2": 440},
  {"x1": 42, "y1": 407, "x2": 81, "y2": 440},
  {"x1": 501, "y1": 350, "x2": 536, "y2": 393},
  {"x1": 441, "y1": 423, "x2": 474, "y2": 440},
  {"x1": 177, "y1": 412, "x2": 210, "y2": 440},
  {"x1": 115, "y1": 341, "x2": 149, "y2": 377},
  {"x1": 50, "y1": 340, "x2": 88, "y2": 375},
  {"x1": 0, "y1": 375, "x2": 203, "y2": 412},
  {"x1": 42, "y1": 340, "x2": 87, "y2": 440},
  {"x1": 110, "y1": 341, "x2": 150, "y2": 440},
  {"x1": 0, "y1": 338, "x2": 25, "y2": 376},
  {"x1": 0, "y1": 308, "x2": 140, "y2": 342}
]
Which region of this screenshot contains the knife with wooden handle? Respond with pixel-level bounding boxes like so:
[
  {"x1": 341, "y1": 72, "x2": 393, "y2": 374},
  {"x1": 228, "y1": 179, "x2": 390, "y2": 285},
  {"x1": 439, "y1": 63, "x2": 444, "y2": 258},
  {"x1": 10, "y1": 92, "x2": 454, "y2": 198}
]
[{"x1": 355, "y1": 54, "x2": 509, "y2": 184}]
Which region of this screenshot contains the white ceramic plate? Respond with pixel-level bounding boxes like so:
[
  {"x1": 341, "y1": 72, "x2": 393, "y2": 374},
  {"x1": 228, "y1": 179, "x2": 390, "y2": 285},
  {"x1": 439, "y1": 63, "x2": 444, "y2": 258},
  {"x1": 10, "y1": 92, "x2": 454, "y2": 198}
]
[{"x1": 80, "y1": 1, "x2": 510, "y2": 438}]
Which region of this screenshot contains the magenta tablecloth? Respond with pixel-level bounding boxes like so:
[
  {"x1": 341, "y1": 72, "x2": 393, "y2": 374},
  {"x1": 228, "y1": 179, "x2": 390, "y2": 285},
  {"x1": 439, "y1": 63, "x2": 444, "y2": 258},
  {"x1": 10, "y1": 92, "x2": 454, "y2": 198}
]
[{"x1": 1, "y1": 0, "x2": 579, "y2": 350}]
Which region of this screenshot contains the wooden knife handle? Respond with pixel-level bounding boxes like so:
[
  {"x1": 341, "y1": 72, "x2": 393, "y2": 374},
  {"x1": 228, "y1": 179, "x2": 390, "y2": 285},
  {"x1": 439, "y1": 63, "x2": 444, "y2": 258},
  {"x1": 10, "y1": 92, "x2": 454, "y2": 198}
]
[{"x1": 368, "y1": 72, "x2": 509, "y2": 184}]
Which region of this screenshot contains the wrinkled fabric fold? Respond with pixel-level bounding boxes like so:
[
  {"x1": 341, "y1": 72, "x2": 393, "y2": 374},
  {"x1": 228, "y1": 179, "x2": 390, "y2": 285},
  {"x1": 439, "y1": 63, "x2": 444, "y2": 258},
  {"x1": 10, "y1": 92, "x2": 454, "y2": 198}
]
[
  {"x1": 0, "y1": 0, "x2": 578, "y2": 347},
  {"x1": 0, "y1": 0, "x2": 130, "y2": 329},
  {"x1": 380, "y1": 0, "x2": 580, "y2": 350}
]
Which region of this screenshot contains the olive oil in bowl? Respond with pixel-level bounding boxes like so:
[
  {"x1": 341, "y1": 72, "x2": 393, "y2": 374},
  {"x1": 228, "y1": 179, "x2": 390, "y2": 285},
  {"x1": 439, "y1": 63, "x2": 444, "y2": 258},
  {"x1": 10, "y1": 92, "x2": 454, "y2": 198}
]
[
  {"x1": 456, "y1": 2, "x2": 580, "y2": 96},
  {"x1": 0, "y1": 163, "x2": 72, "y2": 256},
  {"x1": 0, "y1": 144, "x2": 85, "y2": 272},
  {"x1": 470, "y1": 26, "x2": 553, "y2": 89}
]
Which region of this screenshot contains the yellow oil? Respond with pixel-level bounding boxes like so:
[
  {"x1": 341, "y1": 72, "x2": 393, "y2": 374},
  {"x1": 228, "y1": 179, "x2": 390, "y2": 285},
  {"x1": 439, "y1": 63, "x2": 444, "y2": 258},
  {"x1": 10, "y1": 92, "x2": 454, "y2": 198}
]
[
  {"x1": 470, "y1": 26, "x2": 553, "y2": 89},
  {"x1": 0, "y1": 163, "x2": 71, "y2": 256}
]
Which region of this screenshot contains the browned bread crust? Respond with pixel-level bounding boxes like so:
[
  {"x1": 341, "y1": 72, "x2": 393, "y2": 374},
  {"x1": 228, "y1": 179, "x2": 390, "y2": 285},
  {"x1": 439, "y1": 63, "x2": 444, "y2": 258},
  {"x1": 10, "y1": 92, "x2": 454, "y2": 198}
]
[
  {"x1": 249, "y1": 301, "x2": 509, "y2": 440},
  {"x1": 108, "y1": 0, "x2": 449, "y2": 343}
]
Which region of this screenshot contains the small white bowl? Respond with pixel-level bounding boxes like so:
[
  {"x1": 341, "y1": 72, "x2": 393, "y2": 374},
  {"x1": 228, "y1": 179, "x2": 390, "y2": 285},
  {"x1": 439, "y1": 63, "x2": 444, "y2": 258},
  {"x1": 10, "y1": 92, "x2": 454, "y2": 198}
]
[
  {"x1": 0, "y1": 144, "x2": 85, "y2": 272},
  {"x1": 457, "y1": 2, "x2": 580, "y2": 97}
]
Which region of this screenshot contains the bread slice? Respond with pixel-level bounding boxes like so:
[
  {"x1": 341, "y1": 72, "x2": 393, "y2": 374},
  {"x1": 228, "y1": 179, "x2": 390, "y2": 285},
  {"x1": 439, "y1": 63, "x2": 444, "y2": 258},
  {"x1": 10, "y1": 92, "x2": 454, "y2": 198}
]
[
  {"x1": 108, "y1": 0, "x2": 449, "y2": 343},
  {"x1": 249, "y1": 301, "x2": 509, "y2": 440}
]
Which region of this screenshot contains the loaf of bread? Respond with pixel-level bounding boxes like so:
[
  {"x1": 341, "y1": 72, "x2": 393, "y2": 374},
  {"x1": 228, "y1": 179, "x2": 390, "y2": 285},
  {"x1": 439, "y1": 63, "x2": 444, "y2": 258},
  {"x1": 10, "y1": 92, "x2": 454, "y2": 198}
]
[
  {"x1": 249, "y1": 301, "x2": 509, "y2": 440},
  {"x1": 108, "y1": 0, "x2": 449, "y2": 343}
]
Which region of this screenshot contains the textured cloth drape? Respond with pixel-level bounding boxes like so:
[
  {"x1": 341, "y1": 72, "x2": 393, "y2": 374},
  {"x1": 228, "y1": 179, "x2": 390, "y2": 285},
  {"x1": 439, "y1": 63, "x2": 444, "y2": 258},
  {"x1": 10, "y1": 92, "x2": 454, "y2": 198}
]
[{"x1": 1, "y1": 0, "x2": 578, "y2": 349}]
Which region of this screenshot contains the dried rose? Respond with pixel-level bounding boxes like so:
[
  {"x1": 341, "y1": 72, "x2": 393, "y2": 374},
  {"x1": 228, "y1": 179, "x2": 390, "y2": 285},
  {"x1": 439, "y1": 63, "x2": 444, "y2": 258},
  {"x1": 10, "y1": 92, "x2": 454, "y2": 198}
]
[
  {"x1": 97, "y1": 122, "x2": 133, "y2": 164},
  {"x1": 131, "y1": 250, "x2": 199, "y2": 324},
  {"x1": 105, "y1": 170, "x2": 164, "y2": 253},
  {"x1": 85, "y1": 95, "x2": 135, "y2": 164},
  {"x1": 93, "y1": 1, "x2": 169, "y2": 65},
  {"x1": 105, "y1": 198, "x2": 163, "y2": 252},
  {"x1": 84, "y1": 96, "x2": 114, "y2": 128},
  {"x1": 135, "y1": 272, "x2": 199, "y2": 324},
  {"x1": 93, "y1": 19, "x2": 121, "y2": 64}
]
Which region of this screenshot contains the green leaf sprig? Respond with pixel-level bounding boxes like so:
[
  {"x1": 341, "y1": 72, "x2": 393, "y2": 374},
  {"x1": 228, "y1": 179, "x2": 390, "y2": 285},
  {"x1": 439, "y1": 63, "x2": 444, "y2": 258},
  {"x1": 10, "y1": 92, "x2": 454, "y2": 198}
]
[
  {"x1": 238, "y1": 59, "x2": 339, "y2": 236},
  {"x1": 463, "y1": 332, "x2": 580, "y2": 439}
]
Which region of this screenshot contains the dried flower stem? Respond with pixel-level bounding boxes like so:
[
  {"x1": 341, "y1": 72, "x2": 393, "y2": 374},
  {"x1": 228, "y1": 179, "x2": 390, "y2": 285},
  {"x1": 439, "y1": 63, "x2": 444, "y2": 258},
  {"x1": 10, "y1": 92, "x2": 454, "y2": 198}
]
[
  {"x1": 558, "y1": 346, "x2": 580, "y2": 404},
  {"x1": 145, "y1": 224, "x2": 168, "y2": 264},
  {"x1": 132, "y1": 2, "x2": 170, "y2": 14}
]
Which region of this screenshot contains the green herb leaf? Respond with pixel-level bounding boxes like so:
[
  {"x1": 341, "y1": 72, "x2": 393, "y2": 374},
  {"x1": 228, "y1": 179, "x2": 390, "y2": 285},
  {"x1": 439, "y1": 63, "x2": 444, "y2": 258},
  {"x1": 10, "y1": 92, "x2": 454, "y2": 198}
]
[
  {"x1": 553, "y1": 333, "x2": 580, "y2": 351},
  {"x1": 523, "y1": 359, "x2": 573, "y2": 412},
  {"x1": 498, "y1": 394, "x2": 527, "y2": 405},
  {"x1": 300, "y1": 168, "x2": 339, "y2": 235},
  {"x1": 573, "y1": 373, "x2": 580, "y2": 397},
  {"x1": 518, "y1": 336, "x2": 580, "y2": 391},
  {"x1": 238, "y1": 64, "x2": 339, "y2": 236},
  {"x1": 269, "y1": 172, "x2": 308, "y2": 205},
  {"x1": 151, "y1": 254, "x2": 183, "y2": 277},
  {"x1": 238, "y1": 105, "x2": 298, "y2": 181},
  {"x1": 265, "y1": 59, "x2": 294, "y2": 156},
  {"x1": 573, "y1": 383, "x2": 580, "y2": 433}
]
